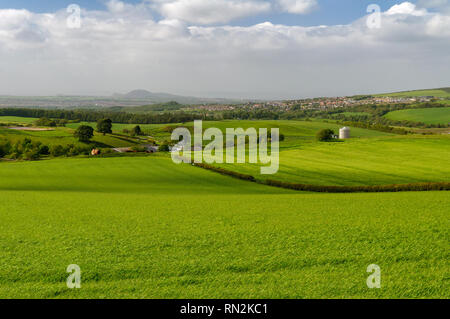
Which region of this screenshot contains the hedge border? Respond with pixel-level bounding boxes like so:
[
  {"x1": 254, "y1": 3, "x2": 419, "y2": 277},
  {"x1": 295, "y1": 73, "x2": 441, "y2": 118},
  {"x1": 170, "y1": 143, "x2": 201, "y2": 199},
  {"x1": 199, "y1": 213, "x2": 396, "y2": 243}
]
[{"x1": 192, "y1": 162, "x2": 450, "y2": 193}]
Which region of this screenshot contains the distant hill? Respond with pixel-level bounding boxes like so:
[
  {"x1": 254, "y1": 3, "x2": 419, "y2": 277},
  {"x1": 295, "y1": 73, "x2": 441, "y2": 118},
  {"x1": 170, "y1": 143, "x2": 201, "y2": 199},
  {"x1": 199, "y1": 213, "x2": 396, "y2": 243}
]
[
  {"x1": 376, "y1": 87, "x2": 450, "y2": 98},
  {"x1": 113, "y1": 89, "x2": 241, "y2": 105}
]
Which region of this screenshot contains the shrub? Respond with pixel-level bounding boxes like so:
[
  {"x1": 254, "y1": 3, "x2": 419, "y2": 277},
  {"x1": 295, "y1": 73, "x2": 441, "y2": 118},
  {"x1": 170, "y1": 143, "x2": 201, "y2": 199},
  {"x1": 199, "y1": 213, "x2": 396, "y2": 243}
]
[
  {"x1": 34, "y1": 117, "x2": 56, "y2": 127},
  {"x1": 38, "y1": 145, "x2": 50, "y2": 155},
  {"x1": 264, "y1": 180, "x2": 450, "y2": 193},
  {"x1": 131, "y1": 125, "x2": 143, "y2": 136},
  {"x1": 50, "y1": 145, "x2": 65, "y2": 157},
  {"x1": 316, "y1": 129, "x2": 335, "y2": 141},
  {"x1": 159, "y1": 142, "x2": 170, "y2": 152},
  {"x1": 131, "y1": 145, "x2": 146, "y2": 152},
  {"x1": 194, "y1": 163, "x2": 256, "y2": 182},
  {"x1": 23, "y1": 150, "x2": 40, "y2": 161},
  {"x1": 74, "y1": 125, "x2": 94, "y2": 142},
  {"x1": 0, "y1": 141, "x2": 11, "y2": 158}
]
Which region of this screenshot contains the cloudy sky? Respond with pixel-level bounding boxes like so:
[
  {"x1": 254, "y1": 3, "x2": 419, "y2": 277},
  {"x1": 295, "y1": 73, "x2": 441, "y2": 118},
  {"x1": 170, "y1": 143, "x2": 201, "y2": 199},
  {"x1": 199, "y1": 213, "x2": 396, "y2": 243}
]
[{"x1": 0, "y1": 0, "x2": 449, "y2": 99}]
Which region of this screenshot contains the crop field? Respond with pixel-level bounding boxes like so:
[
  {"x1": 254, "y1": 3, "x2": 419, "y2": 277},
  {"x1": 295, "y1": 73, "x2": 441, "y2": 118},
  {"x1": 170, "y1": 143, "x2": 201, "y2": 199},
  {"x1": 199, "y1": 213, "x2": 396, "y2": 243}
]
[
  {"x1": 0, "y1": 157, "x2": 448, "y2": 299},
  {"x1": 384, "y1": 107, "x2": 450, "y2": 125},
  {"x1": 0, "y1": 118, "x2": 449, "y2": 299},
  {"x1": 213, "y1": 135, "x2": 450, "y2": 185}
]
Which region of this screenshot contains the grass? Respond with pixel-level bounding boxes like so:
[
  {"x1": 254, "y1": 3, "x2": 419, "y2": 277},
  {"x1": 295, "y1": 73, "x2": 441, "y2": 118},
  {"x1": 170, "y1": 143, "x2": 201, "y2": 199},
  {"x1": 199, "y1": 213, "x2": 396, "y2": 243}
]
[
  {"x1": 0, "y1": 157, "x2": 448, "y2": 299},
  {"x1": 0, "y1": 126, "x2": 141, "y2": 148},
  {"x1": 0, "y1": 116, "x2": 38, "y2": 124},
  {"x1": 377, "y1": 88, "x2": 450, "y2": 98},
  {"x1": 209, "y1": 135, "x2": 450, "y2": 186},
  {"x1": 384, "y1": 107, "x2": 450, "y2": 125}
]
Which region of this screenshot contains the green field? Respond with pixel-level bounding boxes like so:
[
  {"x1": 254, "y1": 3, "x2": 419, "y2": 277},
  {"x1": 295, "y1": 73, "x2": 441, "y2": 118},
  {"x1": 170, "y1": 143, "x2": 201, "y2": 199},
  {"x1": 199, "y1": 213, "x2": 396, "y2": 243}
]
[
  {"x1": 377, "y1": 88, "x2": 450, "y2": 98},
  {"x1": 0, "y1": 157, "x2": 448, "y2": 299},
  {"x1": 0, "y1": 126, "x2": 139, "y2": 149},
  {"x1": 0, "y1": 116, "x2": 38, "y2": 124},
  {"x1": 213, "y1": 135, "x2": 450, "y2": 185},
  {"x1": 0, "y1": 117, "x2": 449, "y2": 299},
  {"x1": 384, "y1": 107, "x2": 450, "y2": 125}
]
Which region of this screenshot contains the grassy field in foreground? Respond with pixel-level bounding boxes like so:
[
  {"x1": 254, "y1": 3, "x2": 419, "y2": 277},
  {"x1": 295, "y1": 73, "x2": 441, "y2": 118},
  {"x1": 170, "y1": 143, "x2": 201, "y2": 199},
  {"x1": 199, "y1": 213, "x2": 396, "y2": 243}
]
[
  {"x1": 0, "y1": 157, "x2": 448, "y2": 299},
  {"x1": 212, "y1": 135, "x2": 450, "y2": 186},
  {"x1": 384, "y1": 107, "x2": 450, "y2": 125}
]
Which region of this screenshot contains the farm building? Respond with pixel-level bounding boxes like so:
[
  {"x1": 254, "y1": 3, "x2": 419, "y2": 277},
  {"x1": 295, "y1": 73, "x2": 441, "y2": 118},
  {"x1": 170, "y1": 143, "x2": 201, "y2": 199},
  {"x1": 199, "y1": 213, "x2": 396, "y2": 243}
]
[{"x1": 339, "y1": 127, "x2": 350, "y2": 139}]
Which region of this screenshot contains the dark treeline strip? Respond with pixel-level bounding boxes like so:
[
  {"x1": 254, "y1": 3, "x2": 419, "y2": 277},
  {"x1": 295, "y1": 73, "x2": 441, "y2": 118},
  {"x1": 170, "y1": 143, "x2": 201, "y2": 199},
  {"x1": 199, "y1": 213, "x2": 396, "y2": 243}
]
[
  {"x1": 334, "y1": 120, "x2": 409, "y2": 135},
  {"x1": 0, "y1": 108, "x2": 211, "y2": 124},
  {"x1": 193, "y1": 163, "x2": 256, "y2": 182},
  {"x1": 192, "y1": 162, "x2": 450, "y2": 193},
  {"x1": 265, "y1": 180, "x2": 450, "y2": 193}
]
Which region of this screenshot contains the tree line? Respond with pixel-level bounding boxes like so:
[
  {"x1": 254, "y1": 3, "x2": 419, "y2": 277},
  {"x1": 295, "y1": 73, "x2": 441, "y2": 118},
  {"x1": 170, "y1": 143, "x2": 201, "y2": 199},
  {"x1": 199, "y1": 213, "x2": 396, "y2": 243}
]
[{"x1": 0, "y1": 108, "x2": 211, "y2": 124}]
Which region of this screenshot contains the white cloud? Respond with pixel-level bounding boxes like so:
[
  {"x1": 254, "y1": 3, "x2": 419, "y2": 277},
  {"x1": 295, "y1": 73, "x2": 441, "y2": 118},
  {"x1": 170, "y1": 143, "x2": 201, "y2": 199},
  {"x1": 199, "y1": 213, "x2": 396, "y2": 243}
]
[
  {"x1": 156, "y1": 0, "x2": 271, "y2": 25},
  {"x1": 385, "y1": 2, "x2": 428, "y2": 16},
  {"x1": 276, "y1": 0, "x2": 317, "y2": 14},
  {"x1": 0, "y1": 1, "x2": 448, "y2": 98}
]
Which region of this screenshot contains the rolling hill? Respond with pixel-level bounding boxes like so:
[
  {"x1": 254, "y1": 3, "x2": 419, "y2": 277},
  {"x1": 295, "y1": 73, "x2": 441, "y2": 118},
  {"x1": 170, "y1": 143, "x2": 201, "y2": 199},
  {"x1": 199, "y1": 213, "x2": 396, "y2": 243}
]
[{"x1": 376, "y1": 87, "x2": 450, "y2": 98}]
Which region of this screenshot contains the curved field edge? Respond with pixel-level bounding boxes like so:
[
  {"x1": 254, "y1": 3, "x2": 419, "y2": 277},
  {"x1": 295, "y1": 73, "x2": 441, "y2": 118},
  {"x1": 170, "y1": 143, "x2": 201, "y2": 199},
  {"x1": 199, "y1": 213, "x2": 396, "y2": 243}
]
[
  {"x1": 194, "y1": 162, "x2": 450, "y2": 193},
  {"x1": 206, "y1": 135, "x2": 450, "y2": 187},
  {"x1": 0, "y1": 157, "x2": 448, "y2": 298},
  {"x1": 384, "y1": 107, "x2": 450, "y2": 125}
]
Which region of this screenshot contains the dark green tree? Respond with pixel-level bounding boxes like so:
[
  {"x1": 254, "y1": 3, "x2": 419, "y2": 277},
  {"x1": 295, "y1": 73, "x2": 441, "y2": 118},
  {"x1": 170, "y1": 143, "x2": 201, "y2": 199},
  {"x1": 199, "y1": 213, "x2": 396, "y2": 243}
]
[
  {"x1": 316, "y1": 129, "x2": 335, "y2": 142},
  {"x1": 74, "y1": 125, "x2": 94, "y2": 142},
  {"x1": 96, "y1": 119, "x2": 112, "y2": 135},
  {"x1": 132, "y1": 125, "x2": 142, "y2": 136},
  {"x1": 159, "y1": 142, "x2": 170, "y2": 152}
]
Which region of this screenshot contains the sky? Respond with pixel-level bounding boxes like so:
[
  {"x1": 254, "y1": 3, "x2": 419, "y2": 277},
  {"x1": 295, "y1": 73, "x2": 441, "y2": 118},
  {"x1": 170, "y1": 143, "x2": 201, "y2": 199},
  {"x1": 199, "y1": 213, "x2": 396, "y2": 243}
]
[{"x1": 0, "y1": 0, "x2": 449, "y2": 99}]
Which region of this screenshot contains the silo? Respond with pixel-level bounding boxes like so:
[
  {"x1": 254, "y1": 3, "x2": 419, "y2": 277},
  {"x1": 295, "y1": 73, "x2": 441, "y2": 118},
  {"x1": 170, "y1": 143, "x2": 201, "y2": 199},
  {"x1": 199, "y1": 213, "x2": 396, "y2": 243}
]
[{"x1": 339, "y1": 127, "x2": 350, "y2": 139}]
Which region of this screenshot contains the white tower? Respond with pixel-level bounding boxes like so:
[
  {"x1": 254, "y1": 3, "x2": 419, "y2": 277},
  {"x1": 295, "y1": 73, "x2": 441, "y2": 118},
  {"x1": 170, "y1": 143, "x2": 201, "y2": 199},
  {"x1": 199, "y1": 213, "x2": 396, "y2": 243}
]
[{"x1": 339, "y1": 127, "x2": 350, "y2": 139}]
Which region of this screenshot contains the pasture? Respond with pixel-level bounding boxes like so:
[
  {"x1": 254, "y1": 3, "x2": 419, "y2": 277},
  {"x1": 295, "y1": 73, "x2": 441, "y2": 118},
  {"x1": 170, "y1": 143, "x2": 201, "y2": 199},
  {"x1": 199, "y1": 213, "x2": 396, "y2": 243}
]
[
  {"x1": 213, "y1": 135, "x2": 450, "y2": 186},
  {"x1": 0, "y1": 157, "x2": 448, "y2": 299},
  {"x1": 384, "y1": 107, "x2": 450, "y2": 125},
  {"x1": 0, "y1": 126, "x2": 140, "y2": 149}
]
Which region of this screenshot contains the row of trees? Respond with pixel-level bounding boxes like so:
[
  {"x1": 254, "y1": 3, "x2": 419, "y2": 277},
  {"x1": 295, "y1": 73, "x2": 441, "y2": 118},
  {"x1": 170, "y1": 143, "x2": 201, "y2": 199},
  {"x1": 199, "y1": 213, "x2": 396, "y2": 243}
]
[
  {"x1": 0, "y1": 138, "x2": 92, "y2": 160},
  {"x1": 0, "y1": 108, "x2": 209, "y2": 124}
]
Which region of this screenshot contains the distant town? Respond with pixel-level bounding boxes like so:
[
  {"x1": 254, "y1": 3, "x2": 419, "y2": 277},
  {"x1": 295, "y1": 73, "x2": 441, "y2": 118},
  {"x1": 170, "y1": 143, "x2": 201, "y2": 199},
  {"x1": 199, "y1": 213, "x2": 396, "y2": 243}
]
[{"x1": 189, "y1": 95, "x2": 442, "y2": 112}]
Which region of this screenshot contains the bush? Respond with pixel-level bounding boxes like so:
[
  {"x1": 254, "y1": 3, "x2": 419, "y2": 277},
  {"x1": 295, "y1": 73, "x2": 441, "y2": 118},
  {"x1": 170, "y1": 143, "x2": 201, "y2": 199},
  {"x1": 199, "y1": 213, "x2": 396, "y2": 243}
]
[
  {"x1": 316, "y1": 129, "x2": 335, "y2": 141},
  {"x1": 159, "y1": 142, "x2": 170, "y2": 152},
  {"x1": 38, "y1": 145, "x2": 50, "y2": 155},
  {"x1": 74, "y1": 125, "x2": 94, "y2": 142},
  {"x1": 130, "y1": 145, "x2": 146, "y2": 152},
  {"x1": 264, "y1": 180, "x2": 450, "y2": 193},
  {"x1": 23, "y1": 150, "x2": 40, "y2": 161},
  {"x1": 34, "y1": 117, "x2": 56, "y2": 127},
  {"x1": 131, "y1": 125, "x2": 143, "y2": 136},
  {"x1": 194, "y1": 163, "x2": 256, "y2": 182},
  {"x1": 0, "y1": 141, "x2": 11, "y2": 158},
  {"x1": 50, "y1": 145, "x2": 65, "y2": 157}
]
